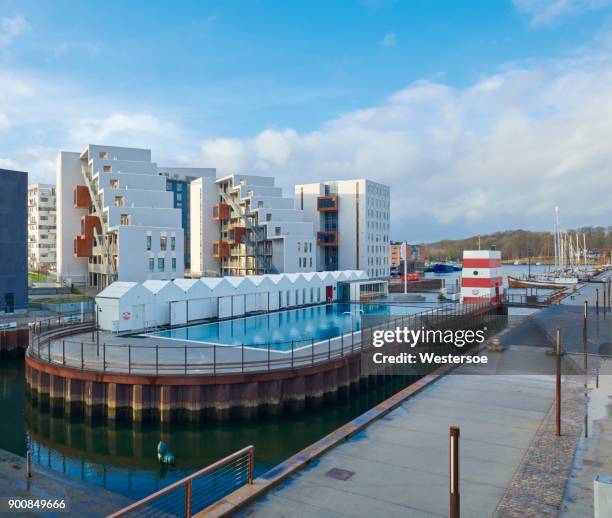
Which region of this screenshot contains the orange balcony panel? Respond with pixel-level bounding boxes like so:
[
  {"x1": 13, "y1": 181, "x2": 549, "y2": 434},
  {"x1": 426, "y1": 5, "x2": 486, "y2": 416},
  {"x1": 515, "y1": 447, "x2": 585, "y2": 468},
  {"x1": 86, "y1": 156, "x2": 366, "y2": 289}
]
[
  {"x1": 212, "y1": 241, "x2": 230, "y2": 258},
  {"x1": 74, "y1": 185, "x2": 92, "y2": 209},
  {"x1": 317, "y1": 231, "x2": 338, "y2": 247},
  {"x1": 213, "y1": 203, "x2": 231, "y2": 221},
  {"x1": 81, "y1": 215, "x2": 102, "y2": 239},
  {"x1": 317, "y1": 195, "x2": 338, "y2": 212},
  {"x1": 74, "y1": 235, "x2": 92, "y2": 257},
  {"x1": 228, "y1": 226, "x2": 246, "y2": 245}
]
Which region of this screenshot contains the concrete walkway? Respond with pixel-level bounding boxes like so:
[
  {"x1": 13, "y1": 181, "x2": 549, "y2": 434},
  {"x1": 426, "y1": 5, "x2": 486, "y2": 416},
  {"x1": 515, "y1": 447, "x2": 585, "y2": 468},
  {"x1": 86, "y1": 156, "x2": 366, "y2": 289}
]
[
  {"x1": 0, "y1": 448, "x2": 132, "y2": 517},
  {"x1": 239, "y1": 366, "x2": 556, "y2": 517}
]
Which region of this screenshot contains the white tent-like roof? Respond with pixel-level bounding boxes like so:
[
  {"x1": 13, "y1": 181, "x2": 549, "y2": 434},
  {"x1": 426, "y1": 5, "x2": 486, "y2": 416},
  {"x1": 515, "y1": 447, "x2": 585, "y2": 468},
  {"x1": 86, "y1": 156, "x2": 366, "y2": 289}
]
[
  {"x1": 96, "y1": 281, "x2": 154, "y2": 305},
  {"x1": 143, "y1": 280, "x2": 186, "y2": 301}
]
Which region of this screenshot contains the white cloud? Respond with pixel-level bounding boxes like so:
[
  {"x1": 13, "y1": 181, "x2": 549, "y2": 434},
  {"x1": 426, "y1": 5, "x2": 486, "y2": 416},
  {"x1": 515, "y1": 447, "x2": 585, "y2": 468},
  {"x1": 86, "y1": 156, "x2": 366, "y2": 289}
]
[
  {"x1": 71, "y1": 113, "x2": 183, "y2": 148},
  {"x1": 0, "y1": 14, "x2": 29, "y2": 46},
  {"x1": 513, "y1": 0, "x2": 612, "y2": 26},
  {"x1": 0, "y1": 112, "x2": 9, "y2": 132},
  {"x1": 200, "y1": 49, "x2": 612, "y2": 239},
  {"x1": 380, "y1": 32, "x2": 397, "y2": 47}
]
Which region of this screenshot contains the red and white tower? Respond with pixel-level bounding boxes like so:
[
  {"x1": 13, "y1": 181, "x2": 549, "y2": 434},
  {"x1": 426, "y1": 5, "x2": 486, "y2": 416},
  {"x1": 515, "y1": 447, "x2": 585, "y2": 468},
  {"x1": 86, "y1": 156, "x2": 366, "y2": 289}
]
[{"x1": 461, "y1": 250, "x2": 503, "y2": 304}]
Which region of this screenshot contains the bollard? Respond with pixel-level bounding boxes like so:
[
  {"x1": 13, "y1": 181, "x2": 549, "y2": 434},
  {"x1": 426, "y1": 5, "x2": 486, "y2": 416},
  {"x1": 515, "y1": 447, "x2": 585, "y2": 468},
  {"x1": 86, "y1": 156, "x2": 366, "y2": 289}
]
[
  {"x1": 450, "y1": 426, "x2": 460, "y2": 518},
  {"x1": 556, "y1": 328, "x2": 562, "y2": 437},
  {"x1": 26, "y1": 449, "x2": 31, "y2": 478},
  {"x1": 596, "y1": 289, "x2": 600, "y2": 316},
  {"x1": 585, "y1": 414, "x2": 589, "y2": 438}
]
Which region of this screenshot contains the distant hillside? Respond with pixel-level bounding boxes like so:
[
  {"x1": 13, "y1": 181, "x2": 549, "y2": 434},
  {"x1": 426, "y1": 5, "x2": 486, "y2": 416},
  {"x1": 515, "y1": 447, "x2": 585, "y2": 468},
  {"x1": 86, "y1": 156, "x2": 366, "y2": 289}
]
[{"x1": 423, "y1": 227, "x2": 612, "y2": 261}]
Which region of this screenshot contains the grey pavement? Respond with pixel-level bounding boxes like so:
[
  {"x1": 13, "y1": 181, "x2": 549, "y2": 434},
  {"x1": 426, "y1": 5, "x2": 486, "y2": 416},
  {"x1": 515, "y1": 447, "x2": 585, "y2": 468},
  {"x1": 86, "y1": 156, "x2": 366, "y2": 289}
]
[
  {"x1": 239, "y1": 351, "x2": 558, "y2": 518},
  {"x1": 0, "y1": 448, "x2": 132, "y2": 517}
]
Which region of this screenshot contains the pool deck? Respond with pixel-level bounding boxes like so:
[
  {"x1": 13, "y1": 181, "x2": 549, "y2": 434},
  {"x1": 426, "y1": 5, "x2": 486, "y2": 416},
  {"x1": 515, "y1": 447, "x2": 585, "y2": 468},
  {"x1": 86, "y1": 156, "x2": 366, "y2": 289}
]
[{"x1": 0, "y1": 448, "x2": 132, "y2": 517}]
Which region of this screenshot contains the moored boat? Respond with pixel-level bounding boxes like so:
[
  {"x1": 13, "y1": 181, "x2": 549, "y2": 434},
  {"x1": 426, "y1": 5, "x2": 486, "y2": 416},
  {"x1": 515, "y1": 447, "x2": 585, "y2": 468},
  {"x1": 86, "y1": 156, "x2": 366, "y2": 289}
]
[{"x1": 507, "y1": 276, "x2": 567, "y2": 290}]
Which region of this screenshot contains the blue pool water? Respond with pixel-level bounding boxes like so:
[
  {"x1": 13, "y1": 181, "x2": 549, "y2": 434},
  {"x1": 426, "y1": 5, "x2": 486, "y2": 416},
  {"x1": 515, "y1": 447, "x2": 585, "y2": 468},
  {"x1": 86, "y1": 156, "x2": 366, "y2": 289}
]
[{"x1": 150, "y1": 302, "x2": 421, "y2": 349}]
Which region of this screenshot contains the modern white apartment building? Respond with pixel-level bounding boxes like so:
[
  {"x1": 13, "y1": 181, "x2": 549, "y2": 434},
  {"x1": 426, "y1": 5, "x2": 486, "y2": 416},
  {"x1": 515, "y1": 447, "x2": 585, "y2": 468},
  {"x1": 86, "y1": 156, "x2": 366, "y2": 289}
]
[
  {"x1": 191, "y1": 174, "x2": 316, "y2": 276},
  {"x1": 158, "y1": 167, "x2": 216, "y2": 272},
  {"x1": 27, "y1": 183, "x2": 57, "y2": 272},
  {"x1": 56, "y1": 145, "x2": 190, "y2": 289},
  {"x1": 295, "y1": 179, "x2": 391, "y2": 278}
]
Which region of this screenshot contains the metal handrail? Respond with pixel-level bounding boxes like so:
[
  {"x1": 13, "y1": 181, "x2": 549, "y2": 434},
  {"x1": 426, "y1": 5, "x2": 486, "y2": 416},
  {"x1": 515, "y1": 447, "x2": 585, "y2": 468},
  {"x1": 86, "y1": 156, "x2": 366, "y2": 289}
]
[
  {"x1": 28, "y1": 301, "x2": 500, "y2": 375},
  {"x1": 108, "y1": 445, "x2": 254, "y2": 518}
]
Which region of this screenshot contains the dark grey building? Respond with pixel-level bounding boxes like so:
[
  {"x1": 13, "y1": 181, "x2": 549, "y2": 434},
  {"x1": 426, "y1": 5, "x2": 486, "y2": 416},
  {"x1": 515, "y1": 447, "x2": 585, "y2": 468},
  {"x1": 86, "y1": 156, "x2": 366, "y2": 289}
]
[{"x1": 0, "y1": 169, "x2": 28, "y2": 313}]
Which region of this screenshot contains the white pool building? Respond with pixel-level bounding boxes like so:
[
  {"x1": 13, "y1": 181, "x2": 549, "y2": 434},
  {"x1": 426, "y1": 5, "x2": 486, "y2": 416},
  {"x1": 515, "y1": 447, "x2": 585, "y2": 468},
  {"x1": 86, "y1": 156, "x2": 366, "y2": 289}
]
[{"x1": 95, "y1": 270, "x2": 388, "y2": 332}]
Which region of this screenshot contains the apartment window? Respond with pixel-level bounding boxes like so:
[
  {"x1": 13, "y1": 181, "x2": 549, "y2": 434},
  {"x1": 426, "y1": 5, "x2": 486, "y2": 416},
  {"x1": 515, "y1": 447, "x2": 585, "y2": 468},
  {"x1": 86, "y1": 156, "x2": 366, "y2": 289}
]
[
  {"x1": 309, "y1": 257, "x2": 312, "y2": 267},
  {"x1": 146, "y1": 236, "x2": 152, "y2": 251},
  {"x1": 115, "y1": 196, "x2": 124, "y2": 207},
  {"x1": 160, "y1": 236, "x2": 167, "y2": 251},
  {"x1": 149, "y1": 258, "x2": 154, "y2": 271},
  {"x1": 110, "y1": 179, "x2": 119, "y2": 188},
  {"x1": 297, "y1": 242, "x2": 301, "y2": 253},
  {"x1": 103, "y1": 165, "x2": 112, "y2": 172},
  {"x1": 120, "y1": 214, "x2": 130, "y2": 225},
  {"x1": 172, "y1": 258, "x2": 176, "y2": 271},
  {"x1": 176, "y1": 193, "x2": 182, "y2": 202},
  {"x1": 275, "y1": 227, "x2": 281, "y2": 236},
  {"x1": 176, "y1": 184, "x2": 182, "y2": 192},
  {"x1": 266, "y1": 213, "x2": 272, "y2": 222},
  {"x1": 171, "y1": 237, "x2": 176, "y2": 251},
  {"x1": 158, "y1": 258, "x2": 165, "y2": 271},
  {"x1": 257, "y1": 200, "x2": 264, "y2": 208}
]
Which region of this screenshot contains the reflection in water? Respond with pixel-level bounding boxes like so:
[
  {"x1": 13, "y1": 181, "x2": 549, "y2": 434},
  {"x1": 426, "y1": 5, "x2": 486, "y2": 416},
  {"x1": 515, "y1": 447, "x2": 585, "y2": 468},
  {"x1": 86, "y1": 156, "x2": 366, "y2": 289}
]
[{"x1": 2, "y1": 359, "x2": 416, "y2": 501}]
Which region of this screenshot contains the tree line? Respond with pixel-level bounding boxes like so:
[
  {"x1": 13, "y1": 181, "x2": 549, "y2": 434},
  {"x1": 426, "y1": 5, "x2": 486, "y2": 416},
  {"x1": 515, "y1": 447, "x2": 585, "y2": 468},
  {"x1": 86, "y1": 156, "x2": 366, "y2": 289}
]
[{"x1": 423, "y1": 226, "x2": 612, "y2": 261}]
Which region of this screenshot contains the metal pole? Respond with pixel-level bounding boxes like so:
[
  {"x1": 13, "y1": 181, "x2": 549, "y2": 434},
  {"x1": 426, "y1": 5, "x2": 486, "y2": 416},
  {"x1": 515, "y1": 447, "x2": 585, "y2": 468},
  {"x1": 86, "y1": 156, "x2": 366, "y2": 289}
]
[
  {"x1": 128, "y1": 343, "x2": 131, "y2": 375},
  {"x1": 241, "y1": 343, "x2": 244, "y2": 373},
  {"x1": 585, "y1": 414, "x2": 588, "y2": 438},
  {"x1": 184, "y1": 344, "x2": 187, "y2": 375},
  {"x1": 291, "y1": 340, "x2": 294, "y2": 368},
  {"x1": 155, "y1": 344, "x2": 159, "y2": 376},
  {"x1": 103, "y1": 343, "x2": 106, "y2": 372},
  {"x1": 26, "y1": 449, "x2": 31, "y2": 478},
  {"x1": 247, "y1": 447, "x2": 254, "y2": 484},
  {"x1": 403, "y1": 242, "x2": 407, "y2": 295},
  {"x1": 184, "y1": 480, "x2": 192, "y2": 518},
  {"x1": 596, "y1": 288, "x2": 599, "y2": 316},
  {"x1": 268, "y1": 342, "x2": 271, "y2": 371},
  {"x1": 583, "y1": 301, "x2": 588, "y2": 371},
  {"x1": 213, "y1": 343, "x2": 216, "y2": 375},
  {"x1": 80, "y1": 341, "x2": 84, "y2": 369},
  {"x1": 62, "y1": 340, "x2": 65, "y2": 365},
  {"x1": 311, "y1": 338, "x2": 315, "y2": 365},
  {"x1": 450, "y1": 426, "x2": 460, "y2": 518},
  {"x1": 556, "y1": 328, "x2": 561, "y2": 436},
  {"x1": 604, "y1": 288, "x2": 607, "y2": 320}
]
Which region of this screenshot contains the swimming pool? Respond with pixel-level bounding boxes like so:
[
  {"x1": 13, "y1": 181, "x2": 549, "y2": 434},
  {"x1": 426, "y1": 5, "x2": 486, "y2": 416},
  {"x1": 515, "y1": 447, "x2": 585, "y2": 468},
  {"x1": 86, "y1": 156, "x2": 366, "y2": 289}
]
[{"x1": 149, "y1": 302, "x2": 421, "y2": 350}]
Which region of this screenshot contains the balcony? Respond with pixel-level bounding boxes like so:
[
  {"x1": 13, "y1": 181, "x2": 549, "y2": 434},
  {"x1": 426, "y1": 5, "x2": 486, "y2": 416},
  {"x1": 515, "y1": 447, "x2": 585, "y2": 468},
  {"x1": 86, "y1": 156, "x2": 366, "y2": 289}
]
[
  {"x1": 74, "y1": 185, "x2": 92, "y2": 209},
  {"x1": 317, "y1": 196, "x2": 339, "y2": 212},
  {"x1": 317, "y1": 231, "x2": 339, "y2": 247},
  {"x1": 212, "y1": 203, "x2": 231, "y2": 221},
  {"x1": 73, "y1": 215, "x2": 102, "y2": 258},
  {"x1": 74, "y1": 235, "x2": 91, "y2": 257},
  {"x1": 212, "y1": 241, "x2": 230, "y2": 258},
  {"x1": 227, "y1": 227, "x2": 246, "y2": 245}
]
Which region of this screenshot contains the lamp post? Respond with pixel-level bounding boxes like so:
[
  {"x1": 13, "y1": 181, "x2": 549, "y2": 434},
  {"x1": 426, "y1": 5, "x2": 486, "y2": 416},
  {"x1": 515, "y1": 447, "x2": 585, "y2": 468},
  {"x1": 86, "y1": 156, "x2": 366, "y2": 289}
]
[{"x1": 95, "y1": 302, "x2": 101, "y2": 355}]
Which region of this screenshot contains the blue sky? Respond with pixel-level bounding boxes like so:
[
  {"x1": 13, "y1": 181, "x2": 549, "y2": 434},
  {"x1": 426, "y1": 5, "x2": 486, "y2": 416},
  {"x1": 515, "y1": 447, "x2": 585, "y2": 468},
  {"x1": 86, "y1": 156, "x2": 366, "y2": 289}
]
[{"x1": 1, "y1": 0, "x2": 612, "y2": 241}]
